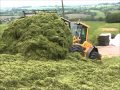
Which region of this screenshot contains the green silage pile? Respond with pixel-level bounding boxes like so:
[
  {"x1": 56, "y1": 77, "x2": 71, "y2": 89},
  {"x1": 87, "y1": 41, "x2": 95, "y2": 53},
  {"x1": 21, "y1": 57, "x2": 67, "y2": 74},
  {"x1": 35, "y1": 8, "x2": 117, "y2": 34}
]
[{"x1": 1, "y1": 13, "x2": 72, "y2": 59}]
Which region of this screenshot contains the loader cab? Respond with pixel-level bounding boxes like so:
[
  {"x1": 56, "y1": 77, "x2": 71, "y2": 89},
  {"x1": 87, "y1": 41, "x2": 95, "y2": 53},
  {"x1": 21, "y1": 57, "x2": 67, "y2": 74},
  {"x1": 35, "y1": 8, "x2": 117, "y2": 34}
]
[
  {"x1": 71, "y1": 22, "x2": 88, "y2": 44},
  {"x1": 61, "y1": 17, "x2": 89, "y2": 44}
]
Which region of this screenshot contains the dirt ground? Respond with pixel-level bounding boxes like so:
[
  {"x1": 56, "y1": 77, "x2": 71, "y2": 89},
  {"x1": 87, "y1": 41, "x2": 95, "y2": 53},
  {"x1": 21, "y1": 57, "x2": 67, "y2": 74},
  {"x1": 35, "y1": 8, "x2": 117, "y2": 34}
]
[{"x1": 97, "y1": 46, "x2": 120, "y2": 58}]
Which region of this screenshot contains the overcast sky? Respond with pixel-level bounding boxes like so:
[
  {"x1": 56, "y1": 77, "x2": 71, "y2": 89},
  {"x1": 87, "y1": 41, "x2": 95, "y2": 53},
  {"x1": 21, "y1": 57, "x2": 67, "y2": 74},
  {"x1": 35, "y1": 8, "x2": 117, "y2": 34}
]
[{"x1": 0, "y1": 0, "x2": 119, "y2": 8}]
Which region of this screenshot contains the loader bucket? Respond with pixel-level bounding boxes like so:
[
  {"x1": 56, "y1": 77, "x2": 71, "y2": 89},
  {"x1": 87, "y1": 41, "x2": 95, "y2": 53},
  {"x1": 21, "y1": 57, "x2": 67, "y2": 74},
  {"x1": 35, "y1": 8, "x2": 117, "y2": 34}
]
[{"x1": 86, "y1": 46, "x2": 101, "y2": 60}]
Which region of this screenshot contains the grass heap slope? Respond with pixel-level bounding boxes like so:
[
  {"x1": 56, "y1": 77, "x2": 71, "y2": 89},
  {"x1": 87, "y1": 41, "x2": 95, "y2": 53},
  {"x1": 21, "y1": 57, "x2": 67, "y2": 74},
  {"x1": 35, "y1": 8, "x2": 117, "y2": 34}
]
[
  {"x1": 0, "y1": 24, "x2": 7, "y2": 39},
  {"x1": 0, "y1": 54, "x2": 120, "y2": 90},
  {"x1": 1, "y1": 13, "x2": 72, "y2": 59}
]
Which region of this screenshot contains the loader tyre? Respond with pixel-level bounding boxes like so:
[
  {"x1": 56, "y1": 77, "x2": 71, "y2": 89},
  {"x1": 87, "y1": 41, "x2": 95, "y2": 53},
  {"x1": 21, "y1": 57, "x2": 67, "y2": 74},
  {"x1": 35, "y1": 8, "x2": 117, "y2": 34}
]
[
  {"x1": 89, "y1": 51, "x2": 99, "y2": 59},
  {"x1": 69, "y1": 45, "x2": 84, "y2": 52}
]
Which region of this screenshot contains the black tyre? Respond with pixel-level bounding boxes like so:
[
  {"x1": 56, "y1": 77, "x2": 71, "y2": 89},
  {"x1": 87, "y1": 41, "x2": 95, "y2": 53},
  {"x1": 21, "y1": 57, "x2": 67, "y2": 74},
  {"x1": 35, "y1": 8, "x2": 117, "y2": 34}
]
[
  {"x1": 69, "y1": 45, "x2": 84, "y2": 53},
  {"x1": 89, "y1": 51, "x2": 99, "y2": 59}
]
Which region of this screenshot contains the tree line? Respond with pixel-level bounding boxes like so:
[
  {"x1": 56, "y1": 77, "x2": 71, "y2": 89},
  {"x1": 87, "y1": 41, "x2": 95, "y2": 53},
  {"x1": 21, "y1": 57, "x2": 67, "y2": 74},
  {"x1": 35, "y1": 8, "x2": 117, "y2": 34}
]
[{"x1": 105, "y1": 12, "x2": 120, "y2": 23}]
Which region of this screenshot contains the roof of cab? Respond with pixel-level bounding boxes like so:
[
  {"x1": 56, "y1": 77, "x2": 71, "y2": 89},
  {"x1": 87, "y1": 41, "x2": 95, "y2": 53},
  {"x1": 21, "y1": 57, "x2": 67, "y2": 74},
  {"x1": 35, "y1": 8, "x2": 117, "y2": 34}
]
[
  {"x1": 61, "y1": 17, "x2": 71, "y2": 23},
  {"x1": 61, "y1": 17, "x2": 89, "y2": 28},
  {"x1": 76, "y1": 22, "x2": 89, "y2": 28}
]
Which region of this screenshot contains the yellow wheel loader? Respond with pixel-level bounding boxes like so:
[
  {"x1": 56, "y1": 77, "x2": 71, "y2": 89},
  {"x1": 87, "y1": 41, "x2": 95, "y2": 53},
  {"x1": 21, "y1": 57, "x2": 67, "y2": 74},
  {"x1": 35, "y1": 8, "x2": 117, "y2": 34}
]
[{"x1": 61, "y1": 18, "x2": 101, "y2": 60}]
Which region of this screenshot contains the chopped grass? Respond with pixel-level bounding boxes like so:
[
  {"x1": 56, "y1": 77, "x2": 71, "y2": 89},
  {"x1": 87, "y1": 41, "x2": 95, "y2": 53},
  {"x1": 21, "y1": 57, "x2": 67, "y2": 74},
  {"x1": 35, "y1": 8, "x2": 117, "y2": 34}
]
[
  {"x1": 0, "y1": 54, "x2": 120, "y2": 90},
  {"x1": 0, "y1": 24, "x2": 7, "y2": 38},
  {"x1": 0, "y1": 16, "x2": 120, "y2": 90},
  {"x1": 0, "y1": 13, "x2": 72, "y2": 59}
]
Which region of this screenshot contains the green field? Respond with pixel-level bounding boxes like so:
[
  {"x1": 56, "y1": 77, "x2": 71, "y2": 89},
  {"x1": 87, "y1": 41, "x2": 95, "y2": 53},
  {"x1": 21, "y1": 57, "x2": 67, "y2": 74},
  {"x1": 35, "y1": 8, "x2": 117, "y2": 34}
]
[
  {"x1": 90, "y1": 10, "x2": 105, "y2": 19},
  {"x1": 0, "y1": 21, "x2": 120, "y2": 90},
  {"x1": 83, "y1": 21, "x2": 120, "y2": 44},
  {"x1": 65, "y1": 14, "x2": 90, "y2": 20}
]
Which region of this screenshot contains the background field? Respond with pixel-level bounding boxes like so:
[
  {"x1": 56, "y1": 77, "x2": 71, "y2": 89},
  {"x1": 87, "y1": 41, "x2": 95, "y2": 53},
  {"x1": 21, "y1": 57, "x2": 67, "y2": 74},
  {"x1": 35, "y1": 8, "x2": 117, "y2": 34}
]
[
  {"x1": 90, "y1": 10, "x2": 105, "y2": 19},
  {"x1": 83, "y1": 21, "x2": 120, "y2": 44}
]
